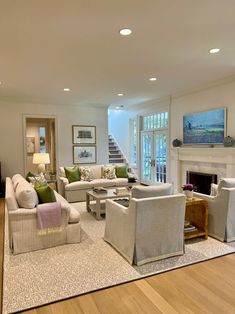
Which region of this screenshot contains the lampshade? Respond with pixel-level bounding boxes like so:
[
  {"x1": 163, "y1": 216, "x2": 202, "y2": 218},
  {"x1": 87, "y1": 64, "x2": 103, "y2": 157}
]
[
  {"x1": 33, "y1": 153, "x2": 50, "y2": 165},
  {"x1": 33, "y1": 153, "x2": 50, "y2": 174}
]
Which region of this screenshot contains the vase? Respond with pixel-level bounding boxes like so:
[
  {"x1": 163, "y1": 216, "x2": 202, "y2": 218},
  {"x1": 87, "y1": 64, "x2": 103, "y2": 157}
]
[{"x1": 184, "y1": 190, "x2": 193, "y2": 200}]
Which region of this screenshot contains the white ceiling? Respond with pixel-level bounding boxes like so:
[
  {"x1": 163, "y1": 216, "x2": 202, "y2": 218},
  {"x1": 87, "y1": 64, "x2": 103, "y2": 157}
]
[{"x1": 1, "y1": 0, "x2": 235, "y2": 108}]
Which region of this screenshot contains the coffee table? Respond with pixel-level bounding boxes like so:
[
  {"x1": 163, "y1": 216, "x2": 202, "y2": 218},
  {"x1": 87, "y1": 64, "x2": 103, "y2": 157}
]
[{"x1": 86, "y1": 188, "x2": 131, "y2": 220}]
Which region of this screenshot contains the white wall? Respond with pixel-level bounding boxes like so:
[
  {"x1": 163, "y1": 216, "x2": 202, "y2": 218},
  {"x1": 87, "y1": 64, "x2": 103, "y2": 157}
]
[
  {"x1": 170, "y1": 80, "x2": 235, "y2": 142},
  {"x1": 0, "y1": 101, "x2": 108, "y2": 178}
]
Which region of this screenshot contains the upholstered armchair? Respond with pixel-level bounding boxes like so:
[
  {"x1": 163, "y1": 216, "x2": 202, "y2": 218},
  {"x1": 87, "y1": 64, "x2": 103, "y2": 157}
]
[
  {"x1": 194, "y1": 178, "x2": 235, "y2": 242},
  {"x1": 104, "y1": 185, "x2": 186, "y2": 266}
]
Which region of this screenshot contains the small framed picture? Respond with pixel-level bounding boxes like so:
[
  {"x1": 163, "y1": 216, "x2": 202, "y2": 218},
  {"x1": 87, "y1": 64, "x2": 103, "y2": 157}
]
[
  {"x1": 26, "y1": 137, "x2": 35, "y2": 154},
  {"x1": 72, "y1": 125, "x2": 96, "y2": 144},
  {"x1": 73, "y1": 146, "x2": 96, "y2": 164}
]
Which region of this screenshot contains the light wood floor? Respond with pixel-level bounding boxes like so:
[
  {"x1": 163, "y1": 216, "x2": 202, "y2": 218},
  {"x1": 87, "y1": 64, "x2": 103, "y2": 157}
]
[{"x1": 1, "y1": 199, "x2": 235, "y2": 314}]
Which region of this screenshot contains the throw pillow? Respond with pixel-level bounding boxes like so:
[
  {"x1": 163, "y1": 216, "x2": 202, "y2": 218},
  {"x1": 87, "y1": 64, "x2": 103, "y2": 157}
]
[
  {"x1": 35, "y1": 184, "x2": 56, "y2": 203},
  {"x1": 28, "y1": 173, "x2": 47, "y2": 187},
  {"x1": 26, "y1": 171, "x2": 37, "y2": 182},
  {"x1": 80, "y1": 167, "x2": 94, "y2": 181},
  {"x1": 64, "y1": 166, "x2": 80, "y2": 183},
  {"x1": 16, "y1": 181, "x2": 39, "y2": 208},
  {"x1": 116, "y1": 165, "x2": 128, "y2": 178},
  {"x1": 103, "y1": 165, "x2": 116, "y2": 179}
]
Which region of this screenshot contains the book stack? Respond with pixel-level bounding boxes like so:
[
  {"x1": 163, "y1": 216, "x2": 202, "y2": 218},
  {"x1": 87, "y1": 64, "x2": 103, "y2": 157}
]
[
  {"x1": 93, "y1": 187, "x2": 107, "y2": 194},
  {"x1": 184, "y1": 220, "x2": 198, "y2": 233}
]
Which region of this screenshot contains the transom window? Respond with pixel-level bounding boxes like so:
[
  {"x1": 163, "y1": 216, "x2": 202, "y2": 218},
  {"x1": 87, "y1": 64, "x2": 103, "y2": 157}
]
[{"x1": 143, "y1": 112, "x2": 168, "y2": 130}]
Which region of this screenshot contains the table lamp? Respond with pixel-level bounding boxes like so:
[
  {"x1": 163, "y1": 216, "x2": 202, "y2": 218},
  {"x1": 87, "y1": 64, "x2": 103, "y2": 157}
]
[{"x1": 33, "y1": 153, "x2": 50, "y2": 174}]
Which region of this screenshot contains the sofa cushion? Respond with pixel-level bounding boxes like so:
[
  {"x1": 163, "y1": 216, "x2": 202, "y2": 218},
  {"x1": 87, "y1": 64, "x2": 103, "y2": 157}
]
[
  {"x1": 103, "y1": 165, "x2": 116, "y2": 179},
  {"x1": 12, "y1": 174, "x2": 26, "y2": 191},
  {"x1": 90, "y1": 165, "x2": 102, "y2": 179},
  {"x1": 68, "y1": 206, "x2": 80, "y2": 223},
  {"x1": 16, "y1": 181, "x2": 39, "y2": 209},
  {"x1": 80, "y1": 167, "x2": 94, "y2": 181},
  {"x1": 116, "y1": 165, "x2": 128, "y2": 178},
  {"x1": 92, "y1": 179, "x2": 115, "y2": 188},
  {"x1": 132, "y1": 184, "x2": 173, "y2": 199},
  {"x1": 26, "y1": 171, "x2": 37, "y2": 182},
  {"x1": 113, "y1": 178, "x2": 129, "y2": 186},
  {"x1": 28, "y1": 173, "x2": 47, "y2": 186},
  {"x1": 64, "y1": 166, "x2": 80, "y2": 183},
  {"x1": 218, "y1": 178, "x2": 235, "y2": 194},
  {"x1": 35, "y1": 184, "x2": 56, "y2": 203},
  {"x1": 65, "y1": 180, "x2": 93, "y2": 191}
]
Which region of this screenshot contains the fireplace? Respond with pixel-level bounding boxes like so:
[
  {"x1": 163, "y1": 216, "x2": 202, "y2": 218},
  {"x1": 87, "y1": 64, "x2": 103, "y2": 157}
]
[{"x1": 187, "y1": 171, "x2": 217, "y2": 195}]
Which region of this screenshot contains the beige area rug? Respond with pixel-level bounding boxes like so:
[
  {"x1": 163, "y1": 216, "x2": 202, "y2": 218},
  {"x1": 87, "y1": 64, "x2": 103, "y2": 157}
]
[{"x1": 3, "y1": 202, "x2": 235, "y2": 313}]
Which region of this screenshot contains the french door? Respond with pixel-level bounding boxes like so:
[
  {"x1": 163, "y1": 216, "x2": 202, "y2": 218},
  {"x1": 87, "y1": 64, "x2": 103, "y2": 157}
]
[{"x1": 141, "y1": 131, "x2": 168, "y2": 185}]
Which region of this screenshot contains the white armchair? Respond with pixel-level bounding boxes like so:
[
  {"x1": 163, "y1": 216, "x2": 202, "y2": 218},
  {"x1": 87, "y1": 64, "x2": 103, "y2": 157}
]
[
  {"x1": 104, "y1": 185, "x2": 186, "y2": 265},
  {"x1": 194, "y1": 178, "x2": 235, "y2": 242}
]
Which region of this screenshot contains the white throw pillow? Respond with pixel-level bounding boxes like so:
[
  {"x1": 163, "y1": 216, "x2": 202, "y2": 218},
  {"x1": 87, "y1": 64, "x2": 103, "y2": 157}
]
[
  {"x1": 103, "y1": 165, "x2": 116, "y2": 179},
  {"x1": 12, "y1": 174, "x2": 26, "y2": 191},
  {"x1": 16, "y1": 181, "x2": 39, "y2": 209},
  {"x1": 80, "y1": 167, "x2": 94, "y2": 181}
]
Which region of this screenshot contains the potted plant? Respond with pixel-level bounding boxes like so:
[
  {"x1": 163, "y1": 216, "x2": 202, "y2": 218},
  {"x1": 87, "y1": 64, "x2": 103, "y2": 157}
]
[{"x1": 182, "y1": 184, "x2": 194, "y2": 200}]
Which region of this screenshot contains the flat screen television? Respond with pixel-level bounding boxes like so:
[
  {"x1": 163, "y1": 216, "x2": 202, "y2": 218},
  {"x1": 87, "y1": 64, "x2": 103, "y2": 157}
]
[{"x1": 183, "y1": 108, "x2": 226, "y2": 144}]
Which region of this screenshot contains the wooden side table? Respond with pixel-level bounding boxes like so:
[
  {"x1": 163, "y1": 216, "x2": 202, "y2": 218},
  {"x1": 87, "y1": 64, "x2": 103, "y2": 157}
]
[{"x1": 184, "y1": 197, "x2": 208, "y2": 240}]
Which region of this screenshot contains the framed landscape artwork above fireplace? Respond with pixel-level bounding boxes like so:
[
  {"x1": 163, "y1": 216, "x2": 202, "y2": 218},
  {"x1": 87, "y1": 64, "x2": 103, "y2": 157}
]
[{"x1": 183, "y1": 108, "x2": 226, "y2": 144}]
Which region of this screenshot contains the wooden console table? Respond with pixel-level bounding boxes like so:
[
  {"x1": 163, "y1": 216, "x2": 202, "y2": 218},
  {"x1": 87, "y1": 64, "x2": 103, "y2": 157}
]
[{"x1": 184, "y1": 197, "x2": 208, "y2": 240}]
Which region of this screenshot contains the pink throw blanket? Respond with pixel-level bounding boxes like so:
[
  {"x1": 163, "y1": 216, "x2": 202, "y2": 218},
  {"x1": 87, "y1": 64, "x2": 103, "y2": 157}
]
[{"x1": 37, "y1": 202, "x2": 61, "y2": 230}]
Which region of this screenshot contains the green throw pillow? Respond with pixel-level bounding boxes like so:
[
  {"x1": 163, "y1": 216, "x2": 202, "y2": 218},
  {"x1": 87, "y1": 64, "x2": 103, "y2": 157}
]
[
  {"x1": 64, "y1": 166, "x2": 81, "y2": 183},
  {"x1": 35, "y1": 184, "x2": 56, "y2": 203},
  {"x1": 26, "y1": 171, "x2": 36, "y2": 182},
  {"x1": 116, "y1": 165, "x2": 128, "y2": 178}
]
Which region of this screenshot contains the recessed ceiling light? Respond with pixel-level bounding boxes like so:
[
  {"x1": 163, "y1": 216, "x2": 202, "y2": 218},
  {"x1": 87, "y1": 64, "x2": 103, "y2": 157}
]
[
  {"x1": 63, "y1": 88, "x2": 70, "y2": 92},
  {"x1": 0, "y1": 81, "x2": 2, "y2": 85},
  {"x1": 116, "y1": 106, "x2": 120, "y2": 109},
  {"x1": 117, "y1": 93, "x2": 124, "y2": 96},
  {"x1": 149, "y1": 77, "x2": 157, "y2": 81},
  {"x1": 119, "y1": 28, "x2": 132, "y2": 36},
  {"x1": 209, "y1": 48, "x2": 220, "y2": 54}
]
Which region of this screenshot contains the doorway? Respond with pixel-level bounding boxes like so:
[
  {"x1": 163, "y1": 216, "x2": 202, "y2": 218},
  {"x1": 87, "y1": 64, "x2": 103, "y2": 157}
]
[
  {"x1": 141, "y1": 130, "x2": 168, "y2": 185},
  {"x1": 24, "y1": 117, "x2": 56, "y2": 175}
]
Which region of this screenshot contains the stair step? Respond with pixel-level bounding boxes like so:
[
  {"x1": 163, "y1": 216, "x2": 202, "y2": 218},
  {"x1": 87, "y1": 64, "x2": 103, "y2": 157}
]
[
  {"x1": 109, "y1": 154, "x2": 122, "y2": 158},
  {"x1": 109, "y1": 146, "x2": 117, "y2": 150},
  {"x1": 109, "y1": 158, "x2": 125, "y2": 163}
]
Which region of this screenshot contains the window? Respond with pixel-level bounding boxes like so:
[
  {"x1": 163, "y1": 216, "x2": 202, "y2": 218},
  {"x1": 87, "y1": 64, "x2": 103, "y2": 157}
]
[
  {"x1": 143, "y1": 112, "x2": 168, "y2": 131},
  {"x1": 39, "y1": 127, "x2": 46, "y2": 153}
]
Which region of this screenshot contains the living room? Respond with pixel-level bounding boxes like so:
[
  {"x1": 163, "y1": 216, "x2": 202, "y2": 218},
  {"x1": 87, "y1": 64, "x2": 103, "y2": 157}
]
[{"x1": 1, "y1": 1, "x2": 235, "y2": 313}]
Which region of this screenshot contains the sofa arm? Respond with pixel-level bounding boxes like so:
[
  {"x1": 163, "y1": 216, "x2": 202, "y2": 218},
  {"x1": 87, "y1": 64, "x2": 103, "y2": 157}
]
[
  {"x1": 68, "y1": 206, "x2": 80, "y2": 224},
  {"x1": 193, "y1": 192, "x2": 215, "y2": 201},
  {"x1": 58, "y1": 177, "x2": 69, "y2": 196}
]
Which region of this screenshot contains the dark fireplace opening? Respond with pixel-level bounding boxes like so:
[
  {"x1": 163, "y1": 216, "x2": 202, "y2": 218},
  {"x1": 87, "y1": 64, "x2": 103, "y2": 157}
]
[{"x1": 187, "y1": 171, "x2": 218, "y2": 195}]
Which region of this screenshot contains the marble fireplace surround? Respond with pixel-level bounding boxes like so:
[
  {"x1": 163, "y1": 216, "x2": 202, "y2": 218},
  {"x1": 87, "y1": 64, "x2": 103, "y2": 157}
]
[{"x1": 170, "y1": 147, "x2": 235, "y2": 192}]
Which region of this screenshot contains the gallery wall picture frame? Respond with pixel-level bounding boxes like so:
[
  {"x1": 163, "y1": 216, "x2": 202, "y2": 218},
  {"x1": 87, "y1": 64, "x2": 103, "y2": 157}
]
[
  {"x1": 72, "y1": 125, "x2": 96, "y2": 145},
  {"x1": 73, "y1": 145, "x2": 97, "y2": 164},
  {"x1": 26, "y1": 137, "x2": 35, "y2": 154}
]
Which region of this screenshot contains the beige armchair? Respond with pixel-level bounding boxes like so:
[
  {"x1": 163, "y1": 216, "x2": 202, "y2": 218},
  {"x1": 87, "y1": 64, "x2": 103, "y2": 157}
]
[
  {"x1": 194, "y1": 178, "x2": 235, "y2": 242},
  {"x1": 104, "y1": 185, "x2": 186, "y2": 266}
]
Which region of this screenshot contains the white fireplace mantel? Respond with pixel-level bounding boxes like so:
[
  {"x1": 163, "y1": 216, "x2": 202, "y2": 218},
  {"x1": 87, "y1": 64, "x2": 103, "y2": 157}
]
[{"x1": 170, "y1": 147, "x2": 235, "y2": 191}]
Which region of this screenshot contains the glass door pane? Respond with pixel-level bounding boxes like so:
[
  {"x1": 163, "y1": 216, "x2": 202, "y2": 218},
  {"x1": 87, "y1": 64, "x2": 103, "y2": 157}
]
[
  {"x1": 141, "y1": 132, "x2": 153, "y2": 183},
  {"x1": 154, "y1": 132, "x2": 167, "y2": 183}
]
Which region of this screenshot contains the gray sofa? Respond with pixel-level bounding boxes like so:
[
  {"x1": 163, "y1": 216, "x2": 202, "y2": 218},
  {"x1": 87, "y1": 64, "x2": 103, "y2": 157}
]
[
  {"x1": 59, "y1": 165, "x2": 133, "y2": 202},
  {"x1": 5, "y1": 174, "x2": 81, "y2": 254}
]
